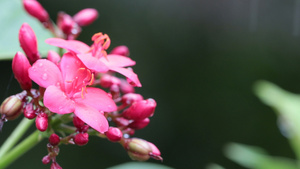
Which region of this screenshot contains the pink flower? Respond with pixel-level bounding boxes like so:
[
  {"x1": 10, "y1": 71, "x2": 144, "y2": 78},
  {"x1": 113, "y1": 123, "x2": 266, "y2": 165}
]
[
  {"x1": 45, "y1": 33, "x2": 142, "y2": 87},
  {"x1": 28, "y1": 52, "x2": 117, "y2": 133}
]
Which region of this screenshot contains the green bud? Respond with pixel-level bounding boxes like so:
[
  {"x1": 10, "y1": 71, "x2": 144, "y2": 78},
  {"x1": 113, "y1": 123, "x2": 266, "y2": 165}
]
[{"x1": 0, "y1": 95, "x2": 23, "y2": 120}]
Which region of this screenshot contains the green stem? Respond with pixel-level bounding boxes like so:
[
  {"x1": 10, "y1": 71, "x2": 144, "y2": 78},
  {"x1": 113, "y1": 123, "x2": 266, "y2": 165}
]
[
  {"x1": 0, "y1": 130, "x2": 43, "y2": 169},
  {"x1": 0, "y1": 117, "x2": 34, "y2": 158}
]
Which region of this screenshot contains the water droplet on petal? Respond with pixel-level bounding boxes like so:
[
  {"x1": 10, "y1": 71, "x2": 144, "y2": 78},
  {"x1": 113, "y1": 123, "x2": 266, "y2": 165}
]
[
  {"x1": 38, "y1": 63, "x2": 43, "y2": 67},
  {"x1": 42, "y1": 73, "x2": 48, "y2": 80}
]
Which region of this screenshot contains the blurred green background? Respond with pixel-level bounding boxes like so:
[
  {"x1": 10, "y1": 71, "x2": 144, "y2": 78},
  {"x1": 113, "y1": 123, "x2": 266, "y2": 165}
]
[{"x1": 2, "y1": 0, "x2": 300, "y2": 168}]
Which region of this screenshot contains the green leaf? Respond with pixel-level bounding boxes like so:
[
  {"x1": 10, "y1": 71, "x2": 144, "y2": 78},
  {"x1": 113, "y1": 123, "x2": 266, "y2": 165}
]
[
  {"x1": 0, "y1": 0, "x2": 55, "y2": 60},
  {"x1": 107, "y1": 162, "x2": 174, "y2": 169},
  {"x1": 224, "y1": 143, "x2": 298, "y2": 169},
  {"x1": 254, "y1": 80, "x2": 300, "y2": 160}
]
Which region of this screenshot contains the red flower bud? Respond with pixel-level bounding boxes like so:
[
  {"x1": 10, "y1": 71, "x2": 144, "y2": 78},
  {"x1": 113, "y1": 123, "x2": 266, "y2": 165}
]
[
  {"x1": 122, "y1": 99, "x2": 156, "y2": 120},
  {"x1": 36, "y1": 112, "x2": 48, "y2": 132},
  {"x1": 42, "y1": 155, "x2": 51, "y2": 164},
  {"x1": 120, "y1": 79, "x2": 135, "y2": 94},
  {"x1": 51, "y1": 162, "x2": 62, "y2": 169},
  {"x1": 73, "y1": 8, "x2": 98, "y2": 27},
  {"x1": 12, "y1": 52, "x2": 32, "y2": 90},
  {"x1": 105, "y1": 127, "x2": 123, "y2": 142},
  {"x1": 19, "y1": 23, "x2": 40, "y2": 63},
  {"x1": 73, "y1": 115, "x2": 85, "y2": 129},
  {"x1": 121, "y1": 93, "x2": 143, "y2": 106},
  {"x1": 0, "y1": 95, "x2": 23, "y2": 120},
  {"x1": 113, "y1": 117, "x2": 130, "y2": 127},
  {"x1": 110, "y1": 45, "x2": 130, "y2": 57},
  {"x1": 47, "y1": 50, "x2": 61, "y2": 65},
  {"x1": 129, "y1": 118, "x2": 150, "y2": 130},
  {"x1": 23, "y1": 0, "x2": 49, "y2": 23},
  {"x1": 99, "y1": 74, "x2": 121, "y2": 88},
  {"x1": 124, "y1": 138, "x2": 162, "y2": 161},
  {"x1": 74, "y1": 133, "x2": 89, "y2": 146},
  {"x1": 49, "y1": 133, "x2": 60, "y2": 146},
  {"x1": 23, "y1": 103, "x2": 37, "y2": 119},
  {"x1": 57, "y1": 12, "x2": 80, "y2": 36}
]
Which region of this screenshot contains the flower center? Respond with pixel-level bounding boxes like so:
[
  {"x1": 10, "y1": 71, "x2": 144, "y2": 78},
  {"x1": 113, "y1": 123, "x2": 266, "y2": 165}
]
[{"x1": 88, "y1": 32, "x2": 111, "y2": 59}]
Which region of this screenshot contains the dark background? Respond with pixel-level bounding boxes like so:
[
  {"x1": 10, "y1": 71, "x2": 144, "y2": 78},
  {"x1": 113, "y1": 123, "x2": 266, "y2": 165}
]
[{"x1": 2, "y1": 0, "x2": 300, "y2": 168}]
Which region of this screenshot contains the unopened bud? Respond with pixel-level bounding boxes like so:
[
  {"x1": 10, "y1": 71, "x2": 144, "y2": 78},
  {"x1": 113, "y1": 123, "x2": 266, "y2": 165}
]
[
  {"x1": 105, "y1": 127, "x2": 123, "y2": 142},
  {"x1": 49, "y1": 133, "x2": 60, "y2": 146},
  {"x1": 47, "y1": 50, "x2": 61, "y2": 65},
  {"x1": 23, "y1": 0, "x2": 49, "y2": 23},
  {"x1": 74, "y1": 133, "x2": 89, "y2": 146},
  {"x1": 147, "y1": 141, "x2": 162, "y2": 161},
  {"x1": 110, "y1": 45, "x2": 130, "y2": 57},
  {"x1": 36, "y1": 112, "x2": 48, "y2": 132},
  {"x1": 51, "y1": 162, "x2": 62, "y2": 169},
  {"x1": 23, "y1": 103, "x2": 37, "y2": 119},
  {"x1": 57, "y1": 12, "x2": 80, "y2": 36},
  {"x1": 12, "y1": 52, "x2": 32, "y2": 90},
  {"x1": 73, "y1": 115, "x2": 85, "y2": 129},
  {"x1": 42, "y1": 155, "x2": 51, "y2": 164},
  {"x1": 121, "y1": 93, "x2": 143, "y2": 106},
  {"x1": 0, "y1": 95, "x2": 23, "y2": 120},
  {"x1": 19, "y1": 23, "x2": 40, "y2": 63},
  {"x1": 129, "y1": 118, "x2": 150, "y2": 130},
  {"x1": 73, "y1": 8, "x2": 98, "y2": 26},
  {"x1": 122, "y1": 99, "x2": 156, "y2": 120},
  {"x1": 113, "y1": 117, "x2": 130, "y2": 127},
  {"x1": 125, "y1": 138, "x2": 152, "y2": 161},
  {"x1": 99, "y1": 74, "x2": 121, "y2": 88},
  {"x1": 120, "y1": 79, "x2": 135, "y2": 94}
]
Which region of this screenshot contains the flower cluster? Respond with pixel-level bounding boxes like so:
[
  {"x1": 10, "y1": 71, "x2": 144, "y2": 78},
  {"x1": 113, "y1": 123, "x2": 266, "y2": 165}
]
[{"x1": 0, "y1": 0, "x2": 162, "y2": 168}]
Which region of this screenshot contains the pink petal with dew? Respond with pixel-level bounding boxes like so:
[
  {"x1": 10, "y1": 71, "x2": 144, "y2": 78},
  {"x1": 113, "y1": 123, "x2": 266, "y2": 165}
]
[
  {"x1": 60, "y1": 52, "x2": 85, "y2": 82},
  {"x1": 77, "y1": 53, "x2": 109, "y2": 72},
  {"x1": 109, "y1": 67, "x2": 142, "y2": 87},
  {"x1": 28, "y1": 59, "x2": 63, "y2": 89},
  {"x1": 100, "y1": 54, "x2": 136, "y2": 67},
  {"x1": 46, "y1": 38, "x2": 90, "y2": 54},
  {"x1": 74, "y1": 103, "x2": 109, "y2": 133},
  {"x1": 74, "y1": 87, "x2": 117, "y2": 112},
  {"x1": 44, "y1": 85, "x2": 75, "y2": 114}
]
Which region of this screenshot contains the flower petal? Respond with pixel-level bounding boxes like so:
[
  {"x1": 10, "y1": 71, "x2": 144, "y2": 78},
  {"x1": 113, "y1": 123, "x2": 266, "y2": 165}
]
[
  {"x1": 77, "y1": 53, "x2": 109, "y2": 72},
  {"x1": 109, "y1": 67, "x2": 142, "y2": 87},
  {"x1": 60, "y1": 52, "x2": 85, "y2": 82},
  {"x1": 44, "y1": 85, "x2": 75, "y2": 114},
  {"x1": 74, "y1": 87, "x2": 117, "y2": 112},
  {"x1": 28, "y1": 59, "x2": 63, "y2": 89},
  {"x1": 74, "y1": 103, "x2": 109, "y2": 133},
  {"x1": 45, "y1": 38, "x2": 90, "y2": 54},
  {"x1": 100, "y1": 54, "x2": 136, "y2": 67}
]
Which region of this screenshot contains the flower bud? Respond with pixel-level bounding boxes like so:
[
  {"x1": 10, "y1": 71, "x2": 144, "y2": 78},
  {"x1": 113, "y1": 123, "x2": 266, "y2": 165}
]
[
  {"x1": 99, "y1": 74, "x2": 121, "y2": 88},
  {"x1": 125, "y1": 138, "x2": 152, "y2": 161},
  {"x1": 73, "y1": 8, "x2": 98, "y2": 27},
  {"x1": 36, "y1": 112, "x2": 48, "y2": 132},
  {"x1": 57, "y1": 12, "x2": 80, "y2": 36},
  {"x1": 74, "y1": 133, "x2": 89, "y2": 146},
  {"x1": 122, "y1": 99, "x2": 156, "y2": 120},
  {"x1": 128, "y1": 118, "x2": 150, "y2": 130},
  {"x1": 49, "y1": 133, "x2": 60, "y2": 146},
  {"x1": 0, "y1": 95, "x2": 23, "y2": 120},
  {"x1": 110, "y1": 46, "x2": 130, "y2": 57},
  {"x1": 42, "y1": 155, "x2": 51, "y2": 164},
  {"x1": 121, "y1": 93, "x2": 143, "y2": 106},
  {"x1": 124, "y1": 138, "x2": 162, "y2": 161},
  {"x1": 120, "y1": 79, "x2": 135, "y2": 94},
  {"x1": 105, "y1": 127, "x2": 123, "y2": 142},
  {"x1": 51, "y1": 162, "x2": 62, "y2": 169},
  {"x1": 19, "y1": 23, "x2": 40, "y2": 63},
  {"x1": 73, "y1": 115, "x2": 85, "y2": 129},
  {"x1": 23, "y1": 0, "x2": 49, "y2": 23},
  {"x1": 47, "y1": 50, "x2": 61, "y2": 65},
  {"x1": 12, "y1": 52, "x2": 32, "y2": 90},
  {"x1": 113, "y1": 117, "x2": 130, "y2": 127},
  {"x1": 23, "y1": 103, "x2": 37, "y2": 119}
]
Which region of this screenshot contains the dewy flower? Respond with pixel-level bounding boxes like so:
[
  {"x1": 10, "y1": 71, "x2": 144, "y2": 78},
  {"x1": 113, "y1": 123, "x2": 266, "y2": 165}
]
[
  {"x1": 45, "y1": 33, "x2": 142, "y2": 87},
  {"x1": 28, "y1": 52, "x2": 117, "y2": 133}
]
